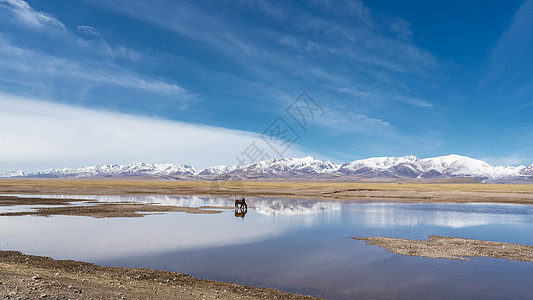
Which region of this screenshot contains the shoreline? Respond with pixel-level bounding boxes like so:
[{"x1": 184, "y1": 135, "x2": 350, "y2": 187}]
[{"x1": 0, "y1": 250, "x2": 319, "y2": 300}]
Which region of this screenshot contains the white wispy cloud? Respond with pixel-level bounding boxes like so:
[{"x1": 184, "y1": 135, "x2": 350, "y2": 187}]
[
  {"x1": 480, "y1": 0, "x2": 533, "y2": 95},
  {"x1": 0, "y1": 0, "x2": 64, "y2": 28},
  {"x1": 79, "y1": 0, "x2": 441, "y2": 139},
  {"x1": 481, "y1": 155, "x2": 528, "y2": 167},
  {"x1": 0, "y1": 0, "x2": 175, "y2": 103},
  {"x1": 337, "y1": 87, "x2": 433, "y2": 108},
  {"x1": 0, "y1": 33, "x2": 193, "y2": 102},
  {"x1": 83, "y1": 0, "x2": 440, "y2": 91},
  {"x1": 75, "y1": 25, "x2": 141, "y2": 60},
  {"x1": 2, "y1": 1, "x2": 140, "y2": 61},
  {"x1": 0, "y1": 93, "x2": 304, "y2": 172},
  {"x1": 77, "y1": 25, "x2": 100, "y2": 37},
  {"x1": 317, "y1": 108, "x2": 394, "y2": 135},
  {"x1": 400, "y1": 97, "x2": 433, "y2": 108}
]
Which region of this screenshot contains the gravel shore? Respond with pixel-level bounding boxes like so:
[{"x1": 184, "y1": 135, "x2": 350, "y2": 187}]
[
  {"x1": 352, "y1": 235, "x2": 533, "y2": 262},
  {"x1": 0, "y1": 251, "x2": 319, "y2": 300}
]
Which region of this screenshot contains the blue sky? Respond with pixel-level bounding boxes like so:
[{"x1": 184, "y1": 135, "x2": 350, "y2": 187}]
[{"x1": 1, "y1": 0, "x2": 532, "y2": 172}]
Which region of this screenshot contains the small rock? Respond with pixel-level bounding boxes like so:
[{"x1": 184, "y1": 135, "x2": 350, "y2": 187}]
[
  {"x1": 40, "y1": 294, "x2": 48, "y2": 298},
  {"x1": 32, "y1": 275, "x2": 41, "y2": 280}
]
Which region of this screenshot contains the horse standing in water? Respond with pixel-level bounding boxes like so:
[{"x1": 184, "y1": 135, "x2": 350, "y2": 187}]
[
  {"x1": 235, "y1": 197, "x2": 247, "y2": 209},
  {"x1": 234, "y1": 198, "x2": 248, "y2": 219}
]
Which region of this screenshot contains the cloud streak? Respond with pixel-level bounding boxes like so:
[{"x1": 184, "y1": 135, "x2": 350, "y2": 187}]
[
  {"x1": 83, "y1": 0, "x2": 440, "y2": 100},
  {"x1": 0, "y1": 1, "x2": 193, "y2": 107},
  {"x1": 0, "y1": 0, "x2": 64, "y2": 28},
  {"x1": 0, "y1": 33, "x2": 193, "y2": 104},
  {"x1": 481, "y1": 0, "x2": 533, "y2": 96},
  {"x1": 76, "y1": 0, "x2": 443, "y2": 149},
  {"x1": 0, "y1": 93, "x2": 304, "y2": 172}
]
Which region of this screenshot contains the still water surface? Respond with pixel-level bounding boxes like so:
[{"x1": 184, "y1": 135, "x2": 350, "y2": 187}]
[{"x1": 1, "y1": 195, "x2": 532, "y2": 299}]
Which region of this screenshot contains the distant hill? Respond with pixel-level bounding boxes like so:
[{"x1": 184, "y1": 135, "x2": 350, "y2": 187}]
[{"x1": 2, "y1": 154, "x2": 533, "y2": 183}]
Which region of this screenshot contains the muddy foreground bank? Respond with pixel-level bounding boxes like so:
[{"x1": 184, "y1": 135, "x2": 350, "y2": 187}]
[{"x1": 0, "y1": 251, "x2": 319, "y2": 300}]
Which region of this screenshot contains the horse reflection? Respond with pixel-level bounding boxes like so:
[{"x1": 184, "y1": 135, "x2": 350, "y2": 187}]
[{"x1": 234, "y1": 207, "x2": 248, "y2": 219}]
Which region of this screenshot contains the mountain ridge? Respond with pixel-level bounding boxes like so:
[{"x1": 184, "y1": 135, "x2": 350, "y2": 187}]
[{"x1": 2, "y1": 154, "x2": 532, "y2": 183}]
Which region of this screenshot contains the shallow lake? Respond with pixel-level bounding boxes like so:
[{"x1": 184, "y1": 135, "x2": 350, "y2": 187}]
[{"x1": 1, "y1": 195, "x2": 533, "y2": 299}]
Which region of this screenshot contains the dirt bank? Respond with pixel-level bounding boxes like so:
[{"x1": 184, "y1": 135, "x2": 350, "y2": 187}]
[
  {"x1": 0, "y1": 251, "x2": 319, "y2": 300},
  {"x1": 351, "y1": 235, "x2": 533, "y2": 262}
]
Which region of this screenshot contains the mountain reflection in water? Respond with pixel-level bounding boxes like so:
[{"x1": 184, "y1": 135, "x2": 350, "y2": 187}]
[{"x1": 1, "y1": 195, "x2": 533, "y2": 299}]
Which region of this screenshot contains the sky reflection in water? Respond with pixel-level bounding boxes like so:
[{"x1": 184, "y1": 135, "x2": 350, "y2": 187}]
[{"x1": 1, "y1": 195, "x2": 532, "y2": 299}]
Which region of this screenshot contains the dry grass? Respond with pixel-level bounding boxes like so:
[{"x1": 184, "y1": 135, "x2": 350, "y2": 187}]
[{"x1": 1, "y1": 179, "x2": 533, "y2": 204}]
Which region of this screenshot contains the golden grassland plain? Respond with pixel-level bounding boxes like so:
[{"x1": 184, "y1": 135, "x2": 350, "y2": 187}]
[{"x1": 1, "y1": 179, "x2": 533, "y2": 204}]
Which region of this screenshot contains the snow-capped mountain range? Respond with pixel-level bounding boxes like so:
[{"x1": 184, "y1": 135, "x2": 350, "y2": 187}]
[{"x1": 2, "y1": 154, "x2": 533, "y2": 183}]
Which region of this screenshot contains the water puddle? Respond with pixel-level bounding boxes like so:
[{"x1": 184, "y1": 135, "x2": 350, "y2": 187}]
[{"x1": 1, "y1": 195, "x2": 532, "y2": 299}]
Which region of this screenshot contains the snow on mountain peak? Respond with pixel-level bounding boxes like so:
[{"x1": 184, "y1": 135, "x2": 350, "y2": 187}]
[
  {"x1": 1, "y1": 162, "x2": 197, "y2": 178},
  {"x1": 1, "y1": 154, "x2": 532, "y2": 182},
  {"x1": 520, "y1": 164, "x2": 533, "y2": 176},
  {"x1": 198, "y1": 165, "x2": 237, "y2": 176},
  {"x1": 0, "y1": 170, "x2": 27, "y2": 178},
  {"x1": 232, "y1": 156, "x2": 338, "y2": 176},
  {"x1": 339, "y1": 155, "x2": 419, "y2": 171}
]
